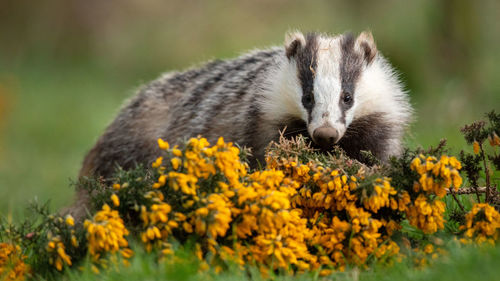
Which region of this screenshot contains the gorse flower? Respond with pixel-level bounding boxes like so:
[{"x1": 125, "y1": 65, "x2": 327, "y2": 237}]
[
  {"x1": 473, "y1": 141, "x2": 480, "y2": 154},
  {"x1": 84, "y1": 204, "x2": 132, "y2": 263},
  {"x1": 406, "y1": 195, "x2": 446, "y2": 234},
  {"x1": 407, "y1": 154, "x2": 463, "y2": 234},
  {"x1": 0, "y1": 243, "x2": 29, "y2": 280},
  {"x1": 460, "y1": 203, "x2": 500, "y2": 245},
  {"x1": 363, "y1": 178, "x2": 397, "y2": 213},
  {"x1": 410, "y1": 155, "x2": 462, "y2": 197},
  {"x1": 46, "y1": 235, "x2": 72, "y2": 271},
  {"x1": 142, "y1": 137, "x2": 422, "y2": 273},
  {"x1": 65, "y1": 215, "x2": 75, "y2": 227},
  {"x1": 122, "y1": 137, "x2": 470, "y2": 274},
  {"x1": 140, "y1": 201, "x2": 178, "y2": 252}
]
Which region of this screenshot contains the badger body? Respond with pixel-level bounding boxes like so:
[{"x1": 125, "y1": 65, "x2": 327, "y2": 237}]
[{"x1": 80, "y1": 31, "x2": 412, "y2": 181}]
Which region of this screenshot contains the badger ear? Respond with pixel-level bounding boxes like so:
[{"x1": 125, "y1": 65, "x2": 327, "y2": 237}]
[
  {"x1": 284, "y1": 31, "x2": 306, "y2": 60},
  {"x1": 356, "y1": 31, "x2": 377, "y2": 64}
]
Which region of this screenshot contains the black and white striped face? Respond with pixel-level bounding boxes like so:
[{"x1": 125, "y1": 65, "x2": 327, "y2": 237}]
[{"x1": 285, "y1": 31, "x2": 377, "y2": 149}]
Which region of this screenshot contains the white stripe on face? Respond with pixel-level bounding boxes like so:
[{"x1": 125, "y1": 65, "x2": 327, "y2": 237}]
[{"x1": 308, "y1": 35, "x2": 351, "y2": 141}]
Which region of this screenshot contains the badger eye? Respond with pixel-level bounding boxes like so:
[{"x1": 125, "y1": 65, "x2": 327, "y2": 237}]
[
  {"x1": 302, "y1": 93, "x2": 313, "y2": 107},
  {"x1": 343, "y1": 92, "x2": 352, "y2": 104}
]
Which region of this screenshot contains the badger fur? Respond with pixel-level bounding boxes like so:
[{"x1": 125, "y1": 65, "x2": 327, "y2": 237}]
[{"x1": 80, "y1": 30, "x2": 412, "y2": 181}]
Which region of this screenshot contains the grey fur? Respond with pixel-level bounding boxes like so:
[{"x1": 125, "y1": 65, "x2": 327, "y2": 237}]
[{"x1": 80, "y1": 48, "x2": 286, "y2": 178}]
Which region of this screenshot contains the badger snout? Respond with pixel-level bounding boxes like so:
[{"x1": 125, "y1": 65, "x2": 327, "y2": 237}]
[{"x1": 312, "y1": 126, "x2": 339, "y2": 149}]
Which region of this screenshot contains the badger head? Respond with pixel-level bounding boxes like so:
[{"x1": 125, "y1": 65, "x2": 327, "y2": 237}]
[{"x1": 270, "y1": 31, "x2": 411, "y2": 160}]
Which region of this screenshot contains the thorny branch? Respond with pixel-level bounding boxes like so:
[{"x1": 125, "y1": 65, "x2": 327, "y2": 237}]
[
  {"x1": 447, "y1": 186, "x2": 500, "y2": 204},
  {"x1": 479, "y1": 142, "x2": 492, "y2": 203}
]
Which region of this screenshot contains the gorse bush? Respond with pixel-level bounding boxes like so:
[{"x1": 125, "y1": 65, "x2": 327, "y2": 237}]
[{"x1": 1, "y1": 111, "x2": 499, "y2": 280}]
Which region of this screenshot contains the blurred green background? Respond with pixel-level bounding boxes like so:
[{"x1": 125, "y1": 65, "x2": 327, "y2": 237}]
[{"x1": 0, "y1": 0, "x2": 499, "y2": 219}]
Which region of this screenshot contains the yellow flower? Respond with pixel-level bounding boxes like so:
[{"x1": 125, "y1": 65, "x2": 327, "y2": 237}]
[
  {"x1": 158, "y1": 138, "x2": 170, "y2": 150},
  {"x1": 424, "y1": 244, "x2": 434, "y2": 254},
  {"x1": 110, "y1": 194, "x2": 120, "y2": 207},
  {"x1": 0, "y1": 243, "x2": 30, "y2": 280},
  {"x1": 171, "y1": 157, "x2": 182, "y2": 170},
  {"x1": 71, "y1": 235, "x2": 79, "y2": 247},
  {"x1": 183, "y1": 222, "x2": 193, "y2": 233},
  {"x1": 172, "y1": 147, "x2": 182, "y2": 157},
  {"x1": 460, "y1": 203, "x2": 500, "y2": 244},
  {"x1": 151, "y1": 157, "x2": 163, "y2": 168},
  {"x1": 65, "y1": 214, "x2": 75, "y2": 226},
  {"x1": 319, "y1": 269, "x2": 333, "y2": 276},
  {"x1": 133, "y1": 136, "x2": 443, "y2": 272},
  {"x1": 410, "y1": 154, "x2": 462, "y2": 197},
  {"x1": 84, "y1": 204, "x2": 131, "y2": 261},
  {"x1": 46, "y1": 237, "x2": 72, "y2": 271},
  {"x1": 406, "y1": 195, "x2": 445, "y2": 234},
  {"x1": 473, "y1": 141, "x2": 480, "y2": 154}
]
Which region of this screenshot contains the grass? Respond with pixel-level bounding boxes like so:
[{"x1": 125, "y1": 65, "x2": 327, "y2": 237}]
[{"x1": 57, "y1": 242, "x2": 500, "y2": 281}]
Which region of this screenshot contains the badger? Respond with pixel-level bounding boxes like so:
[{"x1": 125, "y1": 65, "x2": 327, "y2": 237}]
[{"x1": 79, "y1": 30, "x2": 412, "y2": 183}]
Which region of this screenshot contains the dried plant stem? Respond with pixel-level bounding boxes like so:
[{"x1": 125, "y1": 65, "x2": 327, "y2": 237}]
[
  {"x1": 448, "y1": 188, "x2": 465, "y2": 211},
  {"x1": 474, "y1": 185, "x2": 482, "y2": 203},
  {"x1": 479, "y1": 142, "x2": 492, "y2": 203},
  {"x1": 449, "y1": 188, "x2": 466, "y2": 212}
]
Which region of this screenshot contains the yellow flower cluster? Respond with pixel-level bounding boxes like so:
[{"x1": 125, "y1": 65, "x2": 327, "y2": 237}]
[
  {"x1": 410, "y1": 155, "x2": 462, "y2": 197},
  {"x1": 363, "y1": 178, "x2": 397, "y2": 213},
  {"x1": 195, "y1": 193, "x2": 232, "y2": 240},
  {"x1": 147, "y1": 138, "x2": 317, "y2": 272},
  {"x1": 234, "y1": 170, "x2": 313, "y2": 273},
  {"x1": 138, "y1": 137, "x2": 249, "y2": 260},
  {"x1": 46, "y1": 235, "x2": 72, "y2": 271},
  {"x1": 0, "y1": 243, "x2": 29, "y2": 281},
  {"x1": 460, "y1": 203, "x2": 500, "y2": 245},
  {"x1": 273, "y1": 160, "x2": 403, "y2": 269},
  {"x1": 406, "y1": 195, "x2": 445, "y2": 234},
  {"x1": 408, "y1": 155, "x2": 463, "y2": 233},
  {"x1": 411, "y1": 243, "x2": 445, "y2": 268},
  {"x1": 84, "y1": 204, "x2": 133, "y2": 264},
  {"x1": 142, "y1": 137, "x2": 417, "y2": 273},
  {"x1": 45, "y1": 214, "x2": 79, "y2": 271},
  {"x1": 140, "y1": 199, "x2": 178, "y2": 253},
  {"x1": 96, "y1": 137, "x2": 469, "y2": 275}
]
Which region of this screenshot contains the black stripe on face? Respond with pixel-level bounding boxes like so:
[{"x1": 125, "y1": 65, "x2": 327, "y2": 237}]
[
  {"x1": 339, "y1": 33, "x2": 363, "y2": 123},
  {"x1": 296, "y1": 33, "x2": 319, "y2": 122}
]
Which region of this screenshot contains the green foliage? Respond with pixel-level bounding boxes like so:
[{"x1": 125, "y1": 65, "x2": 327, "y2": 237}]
[
  {"x1": 458, "y1": 111, "x2": 500, "y2": 207},
  {"x1": 78, "y1": 165, "x2": 157, "y2": 229}
]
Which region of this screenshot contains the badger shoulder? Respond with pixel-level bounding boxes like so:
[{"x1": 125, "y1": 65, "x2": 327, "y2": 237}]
[{"x1": 79, "y1": 47, "x2": 288, "y2": 179}]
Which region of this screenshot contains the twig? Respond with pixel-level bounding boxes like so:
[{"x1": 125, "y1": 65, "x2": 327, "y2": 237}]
[
  {"x1": 479, "y1": 142, "x2": 492, "y2": 203},
  {"x1": 449, "y1": 188, "x2": 465, "y2": 212},
  {"x1": 473, "y1": 185, "x2": 482, "y2": 203},
  {"x1": 447, "y1": 187, "x2": 487, "y2": 195}
]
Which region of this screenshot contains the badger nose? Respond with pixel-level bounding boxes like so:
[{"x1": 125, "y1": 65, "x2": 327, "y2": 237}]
[{"x1": 313, "y1": 126, "x2": 339, "y2": 149}]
